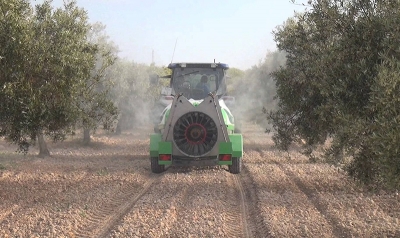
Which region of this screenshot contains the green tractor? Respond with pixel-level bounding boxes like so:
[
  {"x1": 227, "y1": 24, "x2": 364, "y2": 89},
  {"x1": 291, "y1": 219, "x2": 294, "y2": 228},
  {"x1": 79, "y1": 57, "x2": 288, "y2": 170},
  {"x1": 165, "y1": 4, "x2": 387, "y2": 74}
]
[{"x1": 150, "y1": 62, "x2": 243, "y2": 174}]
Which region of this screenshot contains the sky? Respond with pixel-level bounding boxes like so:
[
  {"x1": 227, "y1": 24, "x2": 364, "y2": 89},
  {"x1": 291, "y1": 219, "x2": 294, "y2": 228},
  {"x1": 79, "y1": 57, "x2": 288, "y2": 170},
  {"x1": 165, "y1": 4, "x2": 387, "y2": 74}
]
[{"x1": 31, "y1": 0, "x2": 307, "y2": 70}]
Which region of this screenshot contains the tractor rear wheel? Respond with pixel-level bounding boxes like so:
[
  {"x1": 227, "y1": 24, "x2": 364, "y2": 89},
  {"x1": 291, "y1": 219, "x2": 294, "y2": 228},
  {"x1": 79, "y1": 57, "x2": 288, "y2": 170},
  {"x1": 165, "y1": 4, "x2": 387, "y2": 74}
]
[
  {"x1": 228, "y1": 157, "x2": 242, "y2": 174},
  {"x1": 151, "y1": 157, "x2": 165, "y2": 173}
]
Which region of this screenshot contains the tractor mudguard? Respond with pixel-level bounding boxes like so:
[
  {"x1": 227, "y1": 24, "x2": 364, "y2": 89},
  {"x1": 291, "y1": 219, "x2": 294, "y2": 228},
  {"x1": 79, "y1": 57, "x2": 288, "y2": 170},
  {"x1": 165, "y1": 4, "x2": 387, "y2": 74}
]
[
  {"x1": 229, "y1": 134, "x2": 243, "y2": 158},
  {"x1": 150, "y1": 133, "x2": 162, "y2": 158}
]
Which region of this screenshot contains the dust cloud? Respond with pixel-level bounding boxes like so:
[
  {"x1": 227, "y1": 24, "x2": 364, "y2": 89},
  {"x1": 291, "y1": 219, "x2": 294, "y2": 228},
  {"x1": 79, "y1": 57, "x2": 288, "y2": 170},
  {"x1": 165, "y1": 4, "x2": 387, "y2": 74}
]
[
  {"x1": 106, "y1": 60, "x2": 163, "y2": 133},
  {"x1": 108, "y1": 51, "x2": 286, "y2": 134},
  {"x1": 228, "y1": 51, "x2": 286, "y2": 130}
]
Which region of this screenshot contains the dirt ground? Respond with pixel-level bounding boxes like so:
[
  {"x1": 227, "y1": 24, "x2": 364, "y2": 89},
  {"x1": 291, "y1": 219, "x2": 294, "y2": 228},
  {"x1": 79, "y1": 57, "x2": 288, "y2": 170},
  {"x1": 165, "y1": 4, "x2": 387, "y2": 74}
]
[{"x1": 0, "y1": 123, "x2": 399, "y2": 237}]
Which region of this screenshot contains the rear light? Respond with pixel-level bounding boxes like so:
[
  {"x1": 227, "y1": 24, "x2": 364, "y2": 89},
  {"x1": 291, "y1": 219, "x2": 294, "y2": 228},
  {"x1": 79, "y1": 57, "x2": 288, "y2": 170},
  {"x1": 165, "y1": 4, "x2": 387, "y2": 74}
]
[
  {"x1": 159, "y1": 154, "x2": 171, "y2": 161},
  {"x1": 219, "y1": 154, "x2": 231, "y2": 161}
]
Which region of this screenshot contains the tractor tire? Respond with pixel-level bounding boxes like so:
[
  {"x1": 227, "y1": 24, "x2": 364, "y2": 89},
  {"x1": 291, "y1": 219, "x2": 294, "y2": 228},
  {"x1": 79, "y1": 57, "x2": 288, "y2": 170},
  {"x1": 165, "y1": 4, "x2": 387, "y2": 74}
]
[
  {"x1": 228, "y1": 157, "x2": 242, "y2": 174},
  {"x1": 151, "y1": 157, "x2": 165, "y2": 173}
]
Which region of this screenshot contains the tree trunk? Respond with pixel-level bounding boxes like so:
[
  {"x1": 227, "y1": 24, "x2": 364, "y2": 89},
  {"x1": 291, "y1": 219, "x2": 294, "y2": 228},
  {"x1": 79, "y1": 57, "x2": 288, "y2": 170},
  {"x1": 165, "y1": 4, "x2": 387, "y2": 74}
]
[
  {"x1": 38, "y1": 133, "x2": 50, "y2": 158},
  {"x1": 83, "y1": 128, "x2": 91, "y2": 146}
]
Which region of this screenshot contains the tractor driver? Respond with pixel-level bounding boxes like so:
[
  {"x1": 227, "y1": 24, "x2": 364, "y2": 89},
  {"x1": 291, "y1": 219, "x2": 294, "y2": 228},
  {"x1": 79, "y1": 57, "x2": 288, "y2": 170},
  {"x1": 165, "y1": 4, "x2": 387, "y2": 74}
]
[{"x1": 196, "y1": 75, "x2": 210, "y2": 98}]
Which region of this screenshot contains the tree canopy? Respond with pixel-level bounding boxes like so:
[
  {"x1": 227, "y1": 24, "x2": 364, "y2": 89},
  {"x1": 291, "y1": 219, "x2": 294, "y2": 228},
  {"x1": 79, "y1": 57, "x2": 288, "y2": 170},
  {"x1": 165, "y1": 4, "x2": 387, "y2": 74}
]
[
  {"x1": 0, "y1": 0, "x2": 101, "y2": 152},
  {"x1": 77, "y1": 22, "x2": 118, "y2": 145},
  {"x1": 269, "y1": 0, "x2": 400, "y2": 188}
]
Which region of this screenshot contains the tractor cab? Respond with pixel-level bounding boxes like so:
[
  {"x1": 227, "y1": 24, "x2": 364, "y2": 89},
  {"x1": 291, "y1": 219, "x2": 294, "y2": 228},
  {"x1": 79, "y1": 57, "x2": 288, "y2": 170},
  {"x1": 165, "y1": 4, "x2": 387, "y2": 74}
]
[
  {"x1": 151, "y1": 62, "x2": 234, "y2": 129},
  {"x1": 168, "y1": 62, "x2": 229, "y2": 100}
]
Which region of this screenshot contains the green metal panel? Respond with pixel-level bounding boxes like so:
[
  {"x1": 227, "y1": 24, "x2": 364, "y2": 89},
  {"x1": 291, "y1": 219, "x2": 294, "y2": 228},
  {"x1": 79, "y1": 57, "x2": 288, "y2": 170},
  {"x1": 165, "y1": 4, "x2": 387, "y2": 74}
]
[
  {"x1": 229, "y1": 134, "x2": 243, "y2": 158},
  {"x1": 150, "y1": 133, "x2": 162, "y2": 157},
  {"x1": 158, "y1": 142, "x2": 172, "y2": 165},
  {"x1": 218, "y1": 161, "x2": 232, "y2": 165},
  {"x1": 218, "y1": 142, "x2": 233, "y2": 165},
  {"x1": 221, "y1": 108, "x2": 234, "y2": 126},
  {"x1": 159, "y1": 141, "x2": 172, "y2": 154},
  {"x1": 226, "y1": 124, "x2": 235, "y2": 134},
  {"x1": 221, "y1": 108, "x2": 235, "y2": 134},
  {"x1": 219, "y1": 142, "x2": 232, "y2": 154},
  {"x1": 159, "y1": 160, "x2": 172, "y2": 165},
  {"x1": 150, "y1": 137, "x2": 172, "y2": 165}
]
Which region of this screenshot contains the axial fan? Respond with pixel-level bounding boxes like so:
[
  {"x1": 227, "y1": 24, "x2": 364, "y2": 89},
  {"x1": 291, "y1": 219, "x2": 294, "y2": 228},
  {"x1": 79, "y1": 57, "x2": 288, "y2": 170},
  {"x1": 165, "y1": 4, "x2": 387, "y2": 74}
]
[{"x1": 173, "y1": 111, "x2": 218, "y2": 157}]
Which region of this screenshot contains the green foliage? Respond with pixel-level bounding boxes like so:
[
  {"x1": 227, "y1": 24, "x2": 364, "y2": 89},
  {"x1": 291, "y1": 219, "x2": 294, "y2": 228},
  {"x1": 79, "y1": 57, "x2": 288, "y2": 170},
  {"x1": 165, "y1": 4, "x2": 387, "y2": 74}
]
[
  {"x1": 0, "y1": 0, "x2": 97, "y2": 152},
  {"x1": 76, "y1": 22, "x2": 118, "y2": 134},
  {"x1": 270, "y1": 0, "x2": 400, "y2": 189},
  {"x1": 361, "y1": 58, "x2": 400, "y2": 189}
]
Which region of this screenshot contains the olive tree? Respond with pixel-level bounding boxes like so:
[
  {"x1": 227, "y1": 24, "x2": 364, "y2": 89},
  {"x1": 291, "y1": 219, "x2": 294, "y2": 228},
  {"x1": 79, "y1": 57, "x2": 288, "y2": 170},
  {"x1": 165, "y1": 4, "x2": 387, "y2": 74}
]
[
  {"x1": 269, "y1": 0, "x2": 400, "y2": 188},
  {"x1": 0, "y1": 0, "x2": 96, "y2": 156},
  {"x1": 77, "y1": 22, "x2": 118, "y2": 145}
]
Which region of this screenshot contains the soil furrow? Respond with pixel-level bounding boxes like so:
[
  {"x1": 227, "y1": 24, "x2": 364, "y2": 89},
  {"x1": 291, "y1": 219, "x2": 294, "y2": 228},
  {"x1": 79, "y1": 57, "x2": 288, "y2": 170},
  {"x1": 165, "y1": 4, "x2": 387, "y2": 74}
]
[
  {"x1": 1, "y1": 124, "x2": 400, "y2": 237},
  {"x1": 221, "y1": 174, "x2": 246, "y2": 238},
  {"x1": 74, "y1": 175, "x2": 160, "y2": 238},
  {"x1": 272, "y1": 160, "x2": 352, "y2": 238},
  {"x1": 240, "y1": 164, "x2": 274, "y2": 238},
  {"x1": 232, "y1": 174, "x2": 251, "y2": 237}
]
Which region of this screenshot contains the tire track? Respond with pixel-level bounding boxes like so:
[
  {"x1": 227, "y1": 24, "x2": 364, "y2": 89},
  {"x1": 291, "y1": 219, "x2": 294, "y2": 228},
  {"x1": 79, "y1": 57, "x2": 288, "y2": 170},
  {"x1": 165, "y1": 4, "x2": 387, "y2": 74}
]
[
  {"x1": 221, "y1": 173, "x2": 248, "y2": 238},
  {"x1": 158, "y1": 167, "x2": 256, "y2": 237},
  {"x1": 238, "y1": 165, "x2": 274, "y2": 238},
  {"x1": 161, "y1": 179, "x2": 190, "y2": 236},
  {"x1": 242, "y1": 128, "x2": 274, "y2": 237},
  {"x1": 231, "y1": 173, "x2": 250, "y2": 237},
  {"x1": 74, "y1": 174, "x2": 162, "y2": 238},
  {"x1": 271, "y1": 159, "x2": 352, "y2": 238},
  {"x1": 0, "y1": 205, "x2": 21, "y2": 227}
]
